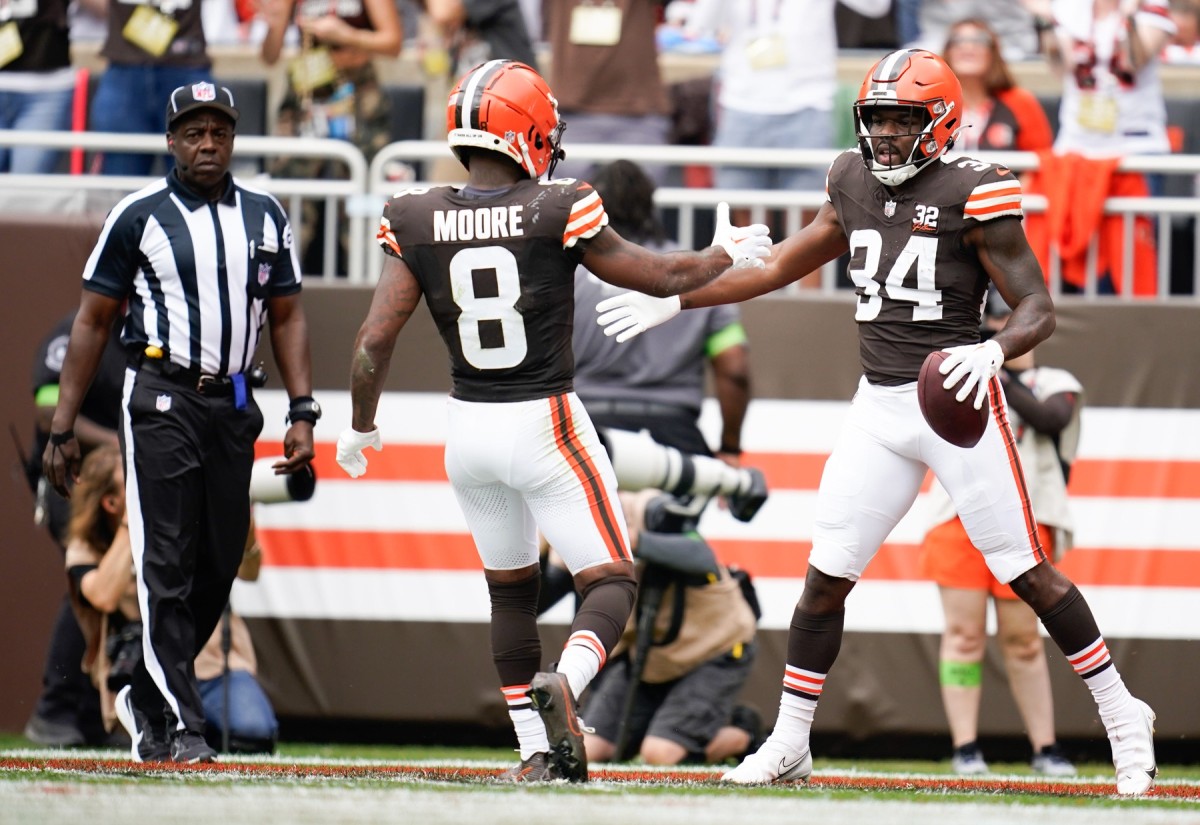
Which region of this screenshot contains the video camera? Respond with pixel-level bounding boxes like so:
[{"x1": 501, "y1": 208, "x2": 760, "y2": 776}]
[
  {"x1": 249, "y1": 458, "x2": 316, "y2": 504},
  {"x1": 598, "y1": 426, "x2": 769, "y2": 530}
]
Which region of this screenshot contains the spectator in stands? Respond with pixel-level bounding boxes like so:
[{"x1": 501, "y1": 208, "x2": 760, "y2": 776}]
[
  {"x1": 942, "y1": 18, "x2": 1054, "y2": 156},
  {"x1": 1161, "y1": 0, "x2": 1200, "y2": 63},
  {"x1": 543, "y1": 0, "x2": 671, "y2": 184},
  {"x1": 261, "y1": 0, "x2": 403, "y2": 274},
  {"x1": 1025, "y1": 0, "x2": 1175, "y2": 295},
  {"x1": 90, "y1": 0, "x2": 214, "y2": 175},
  {"x1": 0, "y1": 0, "x2": 80, "y2": 174},
  {"x1": 66, "y1": 445, "x2": 279, "y2": 755},
  {"x1": 419, "y1": 0, "x2": 539, "y2": 76},
  {"x1": 919, "y1": 294, "x2": 1083, "y2": 778},
  {"x1": 684, "y1": 0, "x2": 891, "y2": 194},
  {"x1": 910, "y1": 0, "x2": 1041, "y2": 60}
]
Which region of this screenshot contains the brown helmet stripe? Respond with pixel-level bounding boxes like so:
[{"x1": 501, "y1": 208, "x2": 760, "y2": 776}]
[
  {"x1": 870, "y1": 49, "x2": 919, "y2": 94},
  {"x1": 455, "y1": 59, "x2": 509, "y2": 130}
]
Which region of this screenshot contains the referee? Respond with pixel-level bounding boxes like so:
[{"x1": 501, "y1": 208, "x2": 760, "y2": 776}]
[{"x1": 43, "y1": 82, "x2": 319, "y2": 764}]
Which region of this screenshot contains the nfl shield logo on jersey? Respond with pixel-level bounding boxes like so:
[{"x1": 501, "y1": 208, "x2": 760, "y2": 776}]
[
  {"x1": 258, "y1": 262, "x2": 271, "y2": 285},
  {"x1": 192, "y1": 82, "x2": 216, "y2": 102},
  {"x1": 884, "y1": 200, "x2": 897, "y2": 218},
  {"x1": 156, "y1": 394, "x2": 172, "y2": 412}
]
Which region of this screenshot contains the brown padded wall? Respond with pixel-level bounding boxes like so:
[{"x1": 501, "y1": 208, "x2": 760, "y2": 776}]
[{"x1": 3, "y1": 216, "x2": 1198, "y2": 738}]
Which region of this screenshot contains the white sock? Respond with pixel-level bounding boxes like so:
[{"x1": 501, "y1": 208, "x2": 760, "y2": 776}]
[
  {"x1": 555, "y1": 630, "x2": 606, "y2": 699},
  {"x1": 509, "y1": 707, "x2": 550, "y2": 760},
  {"x1": 766, "y1": 691, "x2": 816, "y2": 751},
  {"x1": 1070, "y1": 639, "x2": 1131, "y2": 719},
  {"x1": 1083, "y1": 663, "x2": 1132, "y2": 720}
]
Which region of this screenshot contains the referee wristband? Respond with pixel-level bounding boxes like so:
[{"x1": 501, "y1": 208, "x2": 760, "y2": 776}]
[
  {"x1": 286, "y1": 396, "x2": 322, "y2": 426},
  {"x1": 49, "y1": 431, "x2": 76, "y2": 446}
]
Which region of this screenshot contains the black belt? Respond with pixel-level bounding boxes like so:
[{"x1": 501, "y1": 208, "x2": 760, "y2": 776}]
[
  {"x1": 583, "y1": 399, "x2": 695, "y2": 419},
  {"x1": 135, "y1": 357, "x2": 238, "y2": 397}
]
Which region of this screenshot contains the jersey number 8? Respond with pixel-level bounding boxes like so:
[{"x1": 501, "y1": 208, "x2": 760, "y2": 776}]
[{"x1": 450, "y1": 246, "x2": 528, "y2": 370}]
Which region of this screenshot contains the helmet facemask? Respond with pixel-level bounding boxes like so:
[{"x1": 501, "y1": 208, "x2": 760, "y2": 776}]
[{"x1": 854, "y1": 98, "x2": 959, "y2": 187}]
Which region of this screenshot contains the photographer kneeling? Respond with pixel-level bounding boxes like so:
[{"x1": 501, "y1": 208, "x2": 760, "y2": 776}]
[{"x1": 65, "y1": 445, "x2": 278, "y2": 756}]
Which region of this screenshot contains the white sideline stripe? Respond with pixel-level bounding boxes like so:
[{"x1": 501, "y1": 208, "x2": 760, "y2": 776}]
[
  {"x1": 258, "y1": 391, "x2": 1200, "y2": 460},
  {"x1": 231, "y1": 571, "x2": 1200, "y2": 639},
  {"x1": 254, "y1": 482, "x2": 1200, "y2": 551}
]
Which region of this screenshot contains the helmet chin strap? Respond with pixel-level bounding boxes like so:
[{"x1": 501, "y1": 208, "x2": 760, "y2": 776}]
[{"x1": 514, "y1": 132, "x2": 538, "y2": 179}]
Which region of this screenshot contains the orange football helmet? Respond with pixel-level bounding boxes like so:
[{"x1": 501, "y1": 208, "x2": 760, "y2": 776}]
[
  {"x1": 853, "y1": 49, "x2": 963, "y2": 186},
  {"x1": 446, "y1": 60, "x2": 566, "y2": 179}
]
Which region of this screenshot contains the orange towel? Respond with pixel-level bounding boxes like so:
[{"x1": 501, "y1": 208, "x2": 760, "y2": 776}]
[{"x1": 1023, "y1": 151, "x2": 1157, "y2": 296}]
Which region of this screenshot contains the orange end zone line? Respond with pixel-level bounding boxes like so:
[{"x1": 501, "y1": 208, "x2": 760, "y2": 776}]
[
  {"x1": 1, "y1": 757, "x2": 1196, "y2": 798},
  {"x1": 259, "y1": 441, "x2": 1200, "y2": 499},
  {"x1": 256, "y1": 529, "x2": 1200, "y2": 588}
]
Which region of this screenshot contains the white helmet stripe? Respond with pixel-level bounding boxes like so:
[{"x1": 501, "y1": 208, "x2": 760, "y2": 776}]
[
  {"x1": 457, "y1": 59, "x2": 508, "y2": 130},
  {"x1": 870, "y1": 49, "x2": 916, "y2": 94}
]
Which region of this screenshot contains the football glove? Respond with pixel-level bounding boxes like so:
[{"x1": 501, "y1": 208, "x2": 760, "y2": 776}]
[
  {"x1": 711, "y1": 201, "x2": 771, "y2": 269},
  {"x1": 596, "y1": 293, "x2": 681, "y2": 343},
  {"x1": 336, "y1": 426, "x2": 382, "y2": 478},
  {"x1": 939, "y1": 339, "x2": 1005, "y2": 410}
]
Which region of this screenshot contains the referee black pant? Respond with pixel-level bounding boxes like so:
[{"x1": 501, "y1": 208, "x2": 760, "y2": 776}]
[{"x1": 121, "y1": 365, "x2": 263, "y2": 736}]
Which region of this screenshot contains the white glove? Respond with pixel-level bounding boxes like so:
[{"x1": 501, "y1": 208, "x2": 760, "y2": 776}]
[
  {"x1": 711, "y1": 201, "x2": 771, "y2": 270},
  {"x1": 939, "y1": 339, "x2": 1005, "y2": 410},
  {"x1": 596, "y1": 293, "x2": 682, "y2": 343},
  {"x1": 336, "y1": 426, "x2": 382, "y2": 478}
]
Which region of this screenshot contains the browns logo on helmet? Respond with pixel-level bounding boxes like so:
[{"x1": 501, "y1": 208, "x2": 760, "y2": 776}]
[
  {"x1": 446, "y1": 60, "x2": 566, "y2": 179},
  {"x1": 853, "y1": 49, "x2": 963, "y2": 186}
]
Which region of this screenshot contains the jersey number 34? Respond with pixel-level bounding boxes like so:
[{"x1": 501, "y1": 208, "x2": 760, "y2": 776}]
[{"x1": 847, "y1": 229, "x2": 944, "y2": 322}]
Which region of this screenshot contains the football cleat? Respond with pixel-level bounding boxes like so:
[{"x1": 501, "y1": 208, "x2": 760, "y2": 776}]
[
  {"x1": 501, "y1": 751, "x2": 559, "y2": 782},
  {"x1": 1105, "y1": 697, "x2": 1157, "y2": 796},
  {"x1": 721, "y1": 740, "x2": 812, "y2": 785},
  {"x1": 527, "y1": 672, "x2": 588, "y2": 783}
]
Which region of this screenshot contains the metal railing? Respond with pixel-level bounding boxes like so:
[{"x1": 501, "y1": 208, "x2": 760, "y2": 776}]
[
  {"x1": 0, "y1": 129, "x2": 369, "y2": 283},
  {"x1": 3, "y1": 129, "x2": 1200, "y2": 296}
]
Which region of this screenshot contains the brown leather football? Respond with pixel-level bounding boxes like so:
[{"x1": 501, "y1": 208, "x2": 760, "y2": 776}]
[{"x1": 917, "y1": 350, "x2": 990, "y2": 448}]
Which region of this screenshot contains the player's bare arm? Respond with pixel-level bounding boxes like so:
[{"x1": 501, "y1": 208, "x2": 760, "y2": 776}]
[
  {"x1": 266, "y1": 293, "x2": 316, "y2": 472},
  {"x1": 42, "y1": 290, "x2": 122, "y2": 496},
  {"x1": 679, "y1": 202, "x2": 850, "y2": 310},
  {"x1": 966, "y1": 216, "x2": 1055, "y2": 359},
  {"x1": 349, "y1": 254, "x2": 424, "y2": 431},
  {"x1": 581, "y1": 226, "x2": 737, "y2": 297}
]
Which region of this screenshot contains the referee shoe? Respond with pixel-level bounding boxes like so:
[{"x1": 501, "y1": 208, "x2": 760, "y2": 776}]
[
  {"x1": 170, "y1": 730, "x2": 218, "y2": 764},
  {"x1": 114, "y1": 686, "x2": 170, "y2": 762}
]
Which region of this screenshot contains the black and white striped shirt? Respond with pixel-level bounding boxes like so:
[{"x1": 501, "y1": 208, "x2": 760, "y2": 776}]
[{"x1": 83, "y1": 172, "x2": 301, "y2": 376}]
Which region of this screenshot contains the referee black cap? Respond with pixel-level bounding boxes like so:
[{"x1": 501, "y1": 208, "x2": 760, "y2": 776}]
[{"x1": 165, "y1": 82, "x2": 239, "y2": 130}]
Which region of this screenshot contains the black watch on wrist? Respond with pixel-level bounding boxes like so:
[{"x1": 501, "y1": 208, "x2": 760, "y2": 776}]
[{"x1": 286, "y1": 396, "x2": 322, "y2": 426}]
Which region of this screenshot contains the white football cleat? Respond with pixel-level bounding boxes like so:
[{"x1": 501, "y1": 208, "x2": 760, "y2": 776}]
[
  {"x1": 1105, "y1": 697, "x2": 1157, "y2": 796},
  {"x1": 721, "y1": 740, "x2": 812, "y2": 785}
]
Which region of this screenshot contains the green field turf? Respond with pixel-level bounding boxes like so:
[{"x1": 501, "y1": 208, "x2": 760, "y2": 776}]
[{"x1": 2, "y1": 734, "x2": 1197, "y2": 825}]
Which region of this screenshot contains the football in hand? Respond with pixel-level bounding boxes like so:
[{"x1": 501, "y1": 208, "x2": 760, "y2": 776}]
[{"x1": 917, "y1": 350, "x2": 990, "y2": 448}]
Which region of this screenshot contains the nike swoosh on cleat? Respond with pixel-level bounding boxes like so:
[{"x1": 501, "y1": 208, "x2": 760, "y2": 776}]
[{"x1": 778, "y1": 755, "x2": 805, "y2": 775}]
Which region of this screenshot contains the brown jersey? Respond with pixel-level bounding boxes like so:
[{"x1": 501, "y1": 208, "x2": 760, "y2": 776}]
[
  {"x1": 377, "y1": 178, "x2": 608, "y2": 402},
  {"x1": 826, "y1": 150, "x2": 1024, "y2": 386}
]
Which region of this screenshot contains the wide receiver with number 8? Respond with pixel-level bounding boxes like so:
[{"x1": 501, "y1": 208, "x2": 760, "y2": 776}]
[
  {"x1": 336, "y1": 60, "x2": 770, "y2": 783},
  {"x1": 594, "y1": 48, "x2": 1157, "y2": 796}
]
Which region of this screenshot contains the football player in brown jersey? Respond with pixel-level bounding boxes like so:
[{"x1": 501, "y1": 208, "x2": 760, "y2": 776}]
[
  {"x1": 335, "y1": 60, "x2": 771, "y2": 783},
  {"x1": 596, "y1": 49, "x2": 1157, "y2": 796}
]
